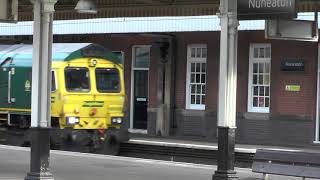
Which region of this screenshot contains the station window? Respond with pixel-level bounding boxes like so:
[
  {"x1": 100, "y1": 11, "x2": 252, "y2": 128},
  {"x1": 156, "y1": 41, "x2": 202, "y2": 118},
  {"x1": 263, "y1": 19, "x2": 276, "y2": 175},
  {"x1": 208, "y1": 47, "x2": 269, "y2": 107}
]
[
  {"x1": 248, "y1": 44, "x2": 271, "y2": 113},
  {"x1": 186, "y1": 44, "x2": 207, "y2": 110}
]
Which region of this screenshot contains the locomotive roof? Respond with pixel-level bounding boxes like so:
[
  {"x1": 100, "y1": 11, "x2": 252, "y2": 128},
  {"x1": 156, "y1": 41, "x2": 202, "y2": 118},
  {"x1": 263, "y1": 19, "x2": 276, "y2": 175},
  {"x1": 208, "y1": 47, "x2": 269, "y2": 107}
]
[{"x1": 0, "y1": 43, "x2": 120, "y2": 67}]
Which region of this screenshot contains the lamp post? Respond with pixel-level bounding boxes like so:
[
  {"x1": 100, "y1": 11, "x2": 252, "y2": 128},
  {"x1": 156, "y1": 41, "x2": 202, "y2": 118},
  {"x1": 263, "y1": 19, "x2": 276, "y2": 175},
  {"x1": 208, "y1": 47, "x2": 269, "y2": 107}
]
[
  {"x1": 212, "y1": 0, "x2": 239, "y2": 179},
  {"x1": 25, "y1": 0, "x2": 57, "y2": 179}
]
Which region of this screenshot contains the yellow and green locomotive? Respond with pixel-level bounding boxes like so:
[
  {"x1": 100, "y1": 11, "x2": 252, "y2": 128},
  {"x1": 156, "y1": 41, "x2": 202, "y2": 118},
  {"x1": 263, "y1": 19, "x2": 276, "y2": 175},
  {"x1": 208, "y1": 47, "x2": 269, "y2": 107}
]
[{"x1": 0, "y1": 43, "x2": 128, "y2": 154}]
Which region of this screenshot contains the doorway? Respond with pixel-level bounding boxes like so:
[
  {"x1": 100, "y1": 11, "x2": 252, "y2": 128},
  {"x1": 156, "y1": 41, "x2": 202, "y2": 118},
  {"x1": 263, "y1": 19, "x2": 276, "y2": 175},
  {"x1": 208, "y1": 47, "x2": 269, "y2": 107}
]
[{"x1": 130, "y1": 45, "x2": 151, "y2": 132}]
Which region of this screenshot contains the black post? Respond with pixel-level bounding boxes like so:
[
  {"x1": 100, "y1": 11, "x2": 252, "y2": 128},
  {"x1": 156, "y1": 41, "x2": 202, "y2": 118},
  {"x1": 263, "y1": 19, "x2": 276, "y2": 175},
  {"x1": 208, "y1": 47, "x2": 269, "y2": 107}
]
[
  {"x1": 212, "y1": 127, "x2": 238, "y2": 180},
  {"x1": 25, "y1": 128, "x2": 54, "y2": 180}
]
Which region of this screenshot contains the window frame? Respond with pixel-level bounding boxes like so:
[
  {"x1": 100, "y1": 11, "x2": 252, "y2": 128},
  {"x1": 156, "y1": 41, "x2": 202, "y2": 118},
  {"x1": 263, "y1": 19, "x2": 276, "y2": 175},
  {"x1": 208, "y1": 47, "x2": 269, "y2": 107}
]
[
  {"x1": 95, "y1": 68, "x2": 121, "y2": 93},
  {"x1": 247, "y1": 43, "x2": 271, "y2": 113},
  {"x1": 185, "y1": 44, "x2": 207, "y2": 110},
  {"x1": 64, "y1": 67, "x2": 91, "y2": 93}
]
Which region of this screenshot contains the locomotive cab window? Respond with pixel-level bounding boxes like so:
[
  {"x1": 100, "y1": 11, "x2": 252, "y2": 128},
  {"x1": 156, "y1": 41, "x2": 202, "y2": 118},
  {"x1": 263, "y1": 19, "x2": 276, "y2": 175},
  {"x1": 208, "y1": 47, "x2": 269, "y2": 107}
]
[
  {"x1": 65, "y1": 67, "x2": 90, "y2": 92},
  {"x1": 95, "y1": 68, "x2": 120, "y2": 93}
]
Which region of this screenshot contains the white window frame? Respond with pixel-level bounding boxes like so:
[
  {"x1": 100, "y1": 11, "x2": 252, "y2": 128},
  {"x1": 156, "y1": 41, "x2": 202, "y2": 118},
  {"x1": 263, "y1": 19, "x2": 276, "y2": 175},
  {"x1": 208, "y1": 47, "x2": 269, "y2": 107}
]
[
  {"x1": 186, "y1": 44, "x2": 207, "y2": 110},
  {"x1": 247, "y1": 43, "x2": 271, "y2": 113},
  {"x1": 129, "y1": 45, "x2": 151, "y2": 133}
]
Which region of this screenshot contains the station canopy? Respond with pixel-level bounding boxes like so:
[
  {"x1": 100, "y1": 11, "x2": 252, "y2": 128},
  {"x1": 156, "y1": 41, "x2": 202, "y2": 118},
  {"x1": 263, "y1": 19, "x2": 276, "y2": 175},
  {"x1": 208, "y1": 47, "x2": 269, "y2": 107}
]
[{"x1": 17, "y1": 0, "x2": 320, "y2": 21}]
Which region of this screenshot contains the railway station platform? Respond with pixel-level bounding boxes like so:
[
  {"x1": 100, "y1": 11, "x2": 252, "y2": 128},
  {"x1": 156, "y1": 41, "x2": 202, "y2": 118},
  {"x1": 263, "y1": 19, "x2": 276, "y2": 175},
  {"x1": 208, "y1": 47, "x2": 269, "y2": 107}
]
[
  {"x1": 0, "y1": 144, "x2": 316, "y2": 180},
  {"x1": 120, "y1": 134, "x2": 320, "y2": 168}
]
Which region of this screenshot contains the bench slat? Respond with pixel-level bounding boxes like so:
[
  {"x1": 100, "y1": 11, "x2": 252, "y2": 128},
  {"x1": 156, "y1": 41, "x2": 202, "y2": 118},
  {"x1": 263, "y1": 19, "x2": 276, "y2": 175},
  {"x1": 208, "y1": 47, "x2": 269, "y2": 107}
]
[
  {"x1": 254, "y1": 149, "x2": 320, "y2": 166},
  {"x1": 253, "y1": 162, "x2": 320, "y2": 178}
]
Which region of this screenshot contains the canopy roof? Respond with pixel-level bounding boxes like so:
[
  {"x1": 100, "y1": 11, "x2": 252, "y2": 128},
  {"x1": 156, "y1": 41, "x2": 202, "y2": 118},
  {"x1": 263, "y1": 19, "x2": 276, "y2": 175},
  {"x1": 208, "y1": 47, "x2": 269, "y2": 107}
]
[
  {"x1": 17, "y1": 0, "x2": 318, "y2": 21},
  {"x1": 0, "y1": 43, "x2": 120, "y2": 67}
]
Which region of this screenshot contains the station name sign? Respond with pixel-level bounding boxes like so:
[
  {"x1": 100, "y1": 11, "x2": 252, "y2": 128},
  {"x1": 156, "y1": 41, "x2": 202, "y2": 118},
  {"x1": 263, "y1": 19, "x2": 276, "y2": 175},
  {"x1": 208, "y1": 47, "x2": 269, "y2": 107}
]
[
  {"x1": 238, "y1": 0, "x2": 297, "y2": 20},
  {"x1": 280, "y1": 59, "x2": 304, "y2": 72}
]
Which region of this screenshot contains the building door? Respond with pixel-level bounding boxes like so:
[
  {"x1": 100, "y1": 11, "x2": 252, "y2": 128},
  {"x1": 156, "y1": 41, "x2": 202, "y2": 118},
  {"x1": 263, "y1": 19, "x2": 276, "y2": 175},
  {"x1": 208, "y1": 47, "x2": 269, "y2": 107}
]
[{"x1": 131, "y1": 46, "x2": 150, "y2": 131}]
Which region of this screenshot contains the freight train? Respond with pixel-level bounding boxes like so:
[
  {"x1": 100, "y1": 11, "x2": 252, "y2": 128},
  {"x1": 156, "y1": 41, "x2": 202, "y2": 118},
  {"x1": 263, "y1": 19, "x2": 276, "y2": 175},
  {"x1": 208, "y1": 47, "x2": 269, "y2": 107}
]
[{"x1": 0, "y1": 43, "x2": 128, "y2": 154}]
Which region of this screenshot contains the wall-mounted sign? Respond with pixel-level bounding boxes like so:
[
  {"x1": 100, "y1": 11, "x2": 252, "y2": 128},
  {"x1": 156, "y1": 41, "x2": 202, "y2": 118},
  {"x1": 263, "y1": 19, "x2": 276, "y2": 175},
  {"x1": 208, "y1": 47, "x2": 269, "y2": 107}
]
[
  {"x1": 265, "y1": 19, "x2": 318, "y2": 42},
  {"x1": 238, "y1": 0, "x2": 297, "y2": 20},
  {"x1": 280, "y1": 59, "x2": 305, "y2": 72},
  {"x1": 285, "y1": 85, "x2": 301, "y2": 92}
]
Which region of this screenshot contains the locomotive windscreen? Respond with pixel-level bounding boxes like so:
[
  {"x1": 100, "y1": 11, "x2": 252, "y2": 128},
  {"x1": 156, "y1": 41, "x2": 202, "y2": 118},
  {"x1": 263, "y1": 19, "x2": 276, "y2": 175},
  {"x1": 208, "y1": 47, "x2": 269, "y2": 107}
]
[
  {"x1": 95, "y1": 68, "x2": 120, "y2": 93},
  {"x1": 65, "y1": 67, "x2": 90, "y2": 92}
]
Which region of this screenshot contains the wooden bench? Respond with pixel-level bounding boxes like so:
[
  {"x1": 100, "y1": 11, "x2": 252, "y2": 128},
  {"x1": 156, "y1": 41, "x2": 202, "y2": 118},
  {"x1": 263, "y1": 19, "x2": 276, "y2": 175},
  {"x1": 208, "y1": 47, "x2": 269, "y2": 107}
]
[{"x1": 252, "y1": 149, "x2": 320, "y2": 180}]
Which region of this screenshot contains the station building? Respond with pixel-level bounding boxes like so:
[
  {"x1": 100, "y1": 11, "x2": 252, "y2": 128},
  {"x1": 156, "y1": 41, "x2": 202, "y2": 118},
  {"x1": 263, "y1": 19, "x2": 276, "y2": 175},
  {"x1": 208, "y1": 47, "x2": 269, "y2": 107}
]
[{"x1": 0, "y1": 13, "x2": 319, "y2": 147}]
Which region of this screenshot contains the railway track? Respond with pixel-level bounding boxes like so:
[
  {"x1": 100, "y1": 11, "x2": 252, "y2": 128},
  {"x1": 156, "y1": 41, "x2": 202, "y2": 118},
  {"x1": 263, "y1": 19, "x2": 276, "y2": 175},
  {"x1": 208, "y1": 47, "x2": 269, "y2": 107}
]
[{"x1": 119, "y1": 141, "x2": 254, "y2": 168}]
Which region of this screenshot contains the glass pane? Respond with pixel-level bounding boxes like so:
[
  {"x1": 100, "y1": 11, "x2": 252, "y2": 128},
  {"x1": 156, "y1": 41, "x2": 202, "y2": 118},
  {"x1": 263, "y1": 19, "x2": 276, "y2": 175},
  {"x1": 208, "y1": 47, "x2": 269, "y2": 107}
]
[
  {"x1": 134, "y1": 47, "x2": 150, "y2": 68},
  {"x1": 191, "y1": 48, "x2": 196, "y2": 58},
  {"x1": 197, "y1": 85, "x2": 201, "y2": 94},
  {"x1": 202, "y1": 85, "x2": 206, "y2": 94},
  {"x1": 196, "y1": 63, "x2": 200, "y2": 72},
  {"x1": 253, "y1": 63, "x2": 258, "y2": 73},
  {"x1": 265, "y1": 97, "x2": 270, "y2": 107},
  {"x1": 259, "y1": 48, "x2": 265, "y2": 58},
  {"x1": 202, "y1": 48, "x2": 207, "y2": 58},
  {"x1": 196, "y1": 48, "x2": 201, "y2": 58},
  {"x1": 253, "y1": 97, "x2": 258, "y2": 107},
  {"x1": 264, "y1": 75, "x2": 270, "y2": 85},
  {"x1": 259, "y1": 86, "x2": 264, "y2": 96},
  {"x1": 265, "y1": 47, "x2": 271, "y2": 58},
  {"x1": 191, "y1": 85, "x2": 196, "y2": 93},
  {"x1": 265, "y1": 87, "x2": 270, "y2": 96},
  {"x1": 259, "y1": 63, "x2": 264, "y2": 73},
  {"x1": 201, "y1": 74, "x2": 206, "y2": 83},
  {"x1": 259, "y1": 75, "x2": 263, "y2": 85},
  {"x1": 202, "y1": 95, "x2": 206, "y2": 104},
  {"x1": 191, "y1": 95, "x2": 195, "y2": 104},
  {"x1": 191, "y1": 74, "x2": 195, "y2": 83},
  {"x1": 201, "y1": 63, "x2": 206, "y2": 73},
  {"x1": 253, "y1": 75, "x2": 257, "y2": 84},
  {"x1": 254, "y1": 48, "x2": 259, "y2": 58},
  {"x1": 196, "y1": 95, "x2": 201, "y2": 104},
  {"x1": 65, "y1": 67, "x2": 90, "y2": 92},
  {"x1": 196, "y1": 74, "x2": 200, "y2": 83},
  {"x1": 265, "y1": 63, "x2": 270, "y2": 73},
  {"x1": 191, "y1": 63, "x2": 195, "y2": 72},
  {"x1": 95, "y1": 68, "x2": 120, "y2": 93},
  {"x1": 254, "y1": 86, "x2": 258, "y2": 96},
  {"x1": 259, "y1": 97, "x2": 265, "y2": 107}
]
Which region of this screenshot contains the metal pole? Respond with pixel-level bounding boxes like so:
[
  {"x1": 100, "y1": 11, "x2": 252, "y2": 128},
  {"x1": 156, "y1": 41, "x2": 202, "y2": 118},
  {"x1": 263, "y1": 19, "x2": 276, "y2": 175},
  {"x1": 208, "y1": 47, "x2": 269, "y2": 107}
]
[
  {"x1": 25, "y1": 0, "x2": 57, "y2": 179},
  {"x1": 212, "y1": 0, "x2": 239, "y2": 179}
]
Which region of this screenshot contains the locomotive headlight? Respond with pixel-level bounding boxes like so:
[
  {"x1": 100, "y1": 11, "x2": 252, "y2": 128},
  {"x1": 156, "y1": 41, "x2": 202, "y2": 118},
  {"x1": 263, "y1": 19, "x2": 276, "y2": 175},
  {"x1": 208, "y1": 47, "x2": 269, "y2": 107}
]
[
  {"x1": 111, "y1": 117, "x2": 122, "y2": 124},
  {"x1": 66, "y1": 117, "x2": 80, "y2": 125}
]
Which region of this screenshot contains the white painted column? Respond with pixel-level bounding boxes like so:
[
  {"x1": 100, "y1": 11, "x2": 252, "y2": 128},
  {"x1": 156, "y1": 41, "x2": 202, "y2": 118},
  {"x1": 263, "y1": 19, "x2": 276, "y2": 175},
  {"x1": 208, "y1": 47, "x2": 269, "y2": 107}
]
[
  {"x1": 31, "y1": 0, "x2": 57, "y2": 128},
  {"x1": 213, "y1": 0, "x2": 239, "y2": 179},
  {"x1": 25, "y1": 0, "x2": 57, "y2": 179}
]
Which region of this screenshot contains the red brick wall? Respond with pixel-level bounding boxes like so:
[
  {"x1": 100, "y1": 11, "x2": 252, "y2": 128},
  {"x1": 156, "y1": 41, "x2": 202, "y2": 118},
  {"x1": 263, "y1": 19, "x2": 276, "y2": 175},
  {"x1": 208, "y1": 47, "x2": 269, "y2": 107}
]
[
  {"x1": 174, "y1": 32, "x2": 220, "y2": 111},
  {"x1": 52, "y1": 31, "x2": 318, "y2": 118},
  {"x1": 236, "y1": 31, "x2": 318, "y2": 118}
]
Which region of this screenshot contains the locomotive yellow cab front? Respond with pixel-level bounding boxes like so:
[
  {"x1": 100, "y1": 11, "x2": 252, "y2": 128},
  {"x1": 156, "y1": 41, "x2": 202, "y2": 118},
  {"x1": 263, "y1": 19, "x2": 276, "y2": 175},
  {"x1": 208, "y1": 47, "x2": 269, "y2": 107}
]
[{"x1": 0, "y1": 43, "x2": 128, "y2": 154}]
